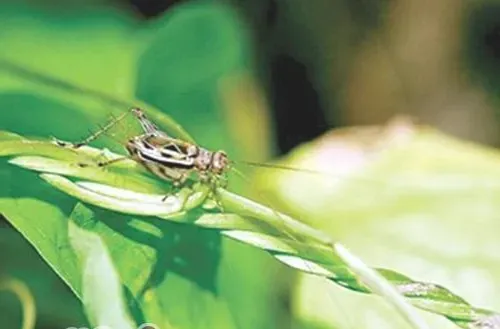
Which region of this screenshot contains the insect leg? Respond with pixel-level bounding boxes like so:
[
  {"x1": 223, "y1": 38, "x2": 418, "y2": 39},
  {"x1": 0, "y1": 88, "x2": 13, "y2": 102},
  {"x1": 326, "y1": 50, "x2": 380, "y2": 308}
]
[
  {"x1": 161, "y1": 172, "x2": 210, "y2": 212},
  {"x1": 197, "y1": 172, "x2": 226, "y2": 212},
  {"x1": 154, "y1": 167, "x2": 191, "y2": 202},
  {"x1": 155, "y1": 168, "x2": 211, "y2": 211},
  {"x1": 172, "y1": 173, "x2": 189, "y2": 187}
]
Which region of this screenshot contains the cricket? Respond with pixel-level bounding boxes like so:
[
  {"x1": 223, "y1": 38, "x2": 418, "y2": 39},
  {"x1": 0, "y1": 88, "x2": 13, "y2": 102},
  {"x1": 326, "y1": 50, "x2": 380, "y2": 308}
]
[{"x1": 56, "y1": 107, "x2": 231, "y2": 190}]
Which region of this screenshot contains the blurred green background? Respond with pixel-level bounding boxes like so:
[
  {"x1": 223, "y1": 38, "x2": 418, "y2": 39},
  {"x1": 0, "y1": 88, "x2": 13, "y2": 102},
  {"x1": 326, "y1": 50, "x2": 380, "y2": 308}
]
[{"x1": 1, "y1": 0, "x2": 500, "y2": 328}]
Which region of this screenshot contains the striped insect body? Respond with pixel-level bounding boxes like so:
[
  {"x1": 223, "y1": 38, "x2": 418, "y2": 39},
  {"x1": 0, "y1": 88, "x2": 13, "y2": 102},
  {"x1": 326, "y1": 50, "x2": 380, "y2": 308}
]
[
  {"x1": 68, "y1": 107, "x2": 230, "y2": 190},
  {"x1": 126, "y1": 108, "x2": 229, "y2": 187}
]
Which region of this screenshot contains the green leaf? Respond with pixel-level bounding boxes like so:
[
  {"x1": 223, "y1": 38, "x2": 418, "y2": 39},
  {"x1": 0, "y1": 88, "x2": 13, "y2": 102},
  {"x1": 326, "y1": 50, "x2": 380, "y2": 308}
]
[
  {"x1": 0, "y1": 140, "x2": 240, "y2": 328},
  {"x1": 2, "y1": 131, "x2": 497, "y2": 329},
  {"x1": 68, "y1": 203, "x2": 135, "y2": 329}
]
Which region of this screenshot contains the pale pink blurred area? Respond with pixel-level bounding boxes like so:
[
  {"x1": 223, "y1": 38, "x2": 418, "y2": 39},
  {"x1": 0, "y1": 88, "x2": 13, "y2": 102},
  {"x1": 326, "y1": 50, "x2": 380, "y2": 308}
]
[{"x1": 303, "y1": 116, "x2": 418, "y2": 175}]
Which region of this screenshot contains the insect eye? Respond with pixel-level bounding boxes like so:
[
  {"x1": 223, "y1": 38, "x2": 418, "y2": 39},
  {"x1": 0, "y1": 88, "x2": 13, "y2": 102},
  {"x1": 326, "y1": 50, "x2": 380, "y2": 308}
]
[
  {"x1": 187, "y1": 145, "x2": 198, "y2": 156},
  {"x1": 213, "y1": 151, "x2": 228, "y2": 172}
]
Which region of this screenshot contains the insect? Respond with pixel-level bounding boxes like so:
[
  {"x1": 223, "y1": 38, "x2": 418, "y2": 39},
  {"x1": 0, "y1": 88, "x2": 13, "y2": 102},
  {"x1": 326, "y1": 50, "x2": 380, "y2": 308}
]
[
  {"x1": 126, "y1": 108, "x2": 230, "y2": 186},
  {"x1": 61, "y1": 108, "x2": 230, "y2": 188}
]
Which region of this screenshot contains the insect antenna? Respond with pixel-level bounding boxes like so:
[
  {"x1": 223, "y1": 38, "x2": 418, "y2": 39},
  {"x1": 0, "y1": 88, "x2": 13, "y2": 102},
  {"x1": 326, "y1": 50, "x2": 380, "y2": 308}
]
[
  {"x1": 234, "y1": 160, "x2": 328, "y2": 177},
  {"x1": 233, "y1": 159, "x2": 375, "y2": 187},
  {"x1": 233, "y1": 157, "x2": 419, "y2": 190}
]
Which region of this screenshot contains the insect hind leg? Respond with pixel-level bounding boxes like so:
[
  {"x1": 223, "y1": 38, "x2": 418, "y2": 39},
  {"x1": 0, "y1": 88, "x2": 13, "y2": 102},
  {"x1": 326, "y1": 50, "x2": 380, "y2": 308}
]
[{"x1": 54, "y1": 110, "x2": 131, "y2": 149}]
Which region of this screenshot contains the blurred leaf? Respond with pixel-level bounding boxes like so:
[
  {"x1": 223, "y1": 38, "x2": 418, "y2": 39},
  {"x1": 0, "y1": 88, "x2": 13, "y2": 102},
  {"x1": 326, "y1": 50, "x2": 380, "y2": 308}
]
[
  {"x1": 0, "y1": 1, "x2": 141, "y2": 97},
  {"x1": 137, "y1": 1, "x2": 250, "y2": 152},
  {"x1": 139, "y1": 1, "x2": 248, "y2": 92},
  {"x1": 258, "y1": 119, "x2": 500, "y2": 328}
]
